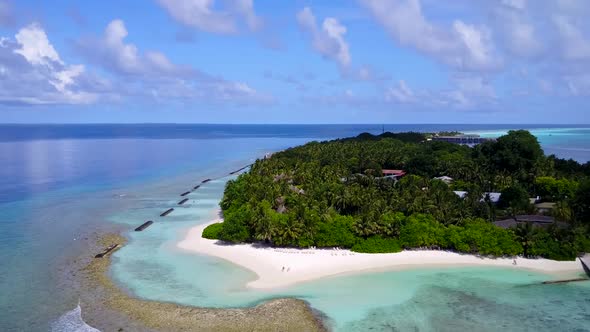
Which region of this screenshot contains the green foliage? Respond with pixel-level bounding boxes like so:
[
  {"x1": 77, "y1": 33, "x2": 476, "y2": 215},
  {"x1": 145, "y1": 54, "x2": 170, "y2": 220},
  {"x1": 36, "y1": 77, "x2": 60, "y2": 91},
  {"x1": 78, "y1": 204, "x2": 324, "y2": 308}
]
[
  {"x1": 535, "y1": 176, "x2": 578, "y2": 201},
  {"x1": 351, "y1": 237, "x2": 402, "y2": 253},
  {"x1": 315, "y1": 215, "x2": 358, "y2": 248},
  {"x1": 529, "y1": 229, "x2": 577, "y2": 261},
  {"x1": 353, "y1": 131, "x2": 426, "y2": 143},
  {"x1": 399, "y1": 214, "x2": 446, "y2": 248},
  {"x1": 491, "y1": 130, "x2": 543, "y2": 176},
  {"x1": 213, "y1": 130, "x2": 589, "y2": 260},
  {"x1": 573, "y1": 179, "x2": 590, "y2": 225},
  {"x1": 552, "y1": 201, "x2": 574, "y2": 223},
  {"x1": 446, "y1": 219, "x2": 522, "y2": 256},
  {"x1": 498, "y1": 185, "x2": 531, "y2": 214},
  {"x1": 202, "y1": 223, "x2": 224, "y2": 240},
  {"x1": 218, "y1": 205, "x2": 252, "y2": 243}
]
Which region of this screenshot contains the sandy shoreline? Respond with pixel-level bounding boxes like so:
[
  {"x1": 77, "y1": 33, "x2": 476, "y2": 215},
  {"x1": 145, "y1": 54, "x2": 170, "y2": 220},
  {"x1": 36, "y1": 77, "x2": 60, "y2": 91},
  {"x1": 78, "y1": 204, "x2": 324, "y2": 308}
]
[
  {"x1": 178, "y1": 218, "x2": 586, "y2": 289},
  {"x1": 78, "y1": 233, "x2": 326, "y2": 332}
]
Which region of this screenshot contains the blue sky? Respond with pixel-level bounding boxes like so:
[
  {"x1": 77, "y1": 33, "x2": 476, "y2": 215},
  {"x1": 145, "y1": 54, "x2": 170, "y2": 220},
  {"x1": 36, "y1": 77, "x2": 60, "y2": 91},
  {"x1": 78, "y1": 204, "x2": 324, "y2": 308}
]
[{"x1": 0, "y1": 0, "x2": 589, "y2": 124}]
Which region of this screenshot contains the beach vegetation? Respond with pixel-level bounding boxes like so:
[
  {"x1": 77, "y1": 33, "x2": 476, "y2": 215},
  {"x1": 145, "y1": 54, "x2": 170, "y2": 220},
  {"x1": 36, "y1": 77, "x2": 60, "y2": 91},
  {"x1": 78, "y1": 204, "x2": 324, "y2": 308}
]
[
  {"x1": 351, "y1": 237, "x2": 402, "y2": 253},
  {"x1": 211, "y1": 131, "x2": 590, "y2": 260},
  {"x1": 202, "y1": 223, "x2": 224, "y2": 240}
]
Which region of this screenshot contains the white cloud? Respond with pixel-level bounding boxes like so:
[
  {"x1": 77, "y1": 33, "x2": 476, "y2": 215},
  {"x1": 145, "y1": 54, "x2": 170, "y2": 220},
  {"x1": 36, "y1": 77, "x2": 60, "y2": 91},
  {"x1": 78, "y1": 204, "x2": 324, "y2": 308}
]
[
  {"x1": 296, "y1": 7, "x2": 351, "y2": 67},
  {"x1": 14, "y1": 23, "x2": 62, "y2": 66},
  {"x1": 0, "y1": 23, "x2": 99, "y2": 105},
  {"x1": 102, "y1": 20, "x2": 142, "y2": 73},
  {"x1": 385, "y1": 80, "x2": 414, "y2": 103},
  {"x1": 76, "y1": 19, "x2": 271, "y2": 105},
  {"x1": 452, "y1": 21, "x2": 497, "y2": 69},
  {"x1": 553, "y1": 15, "x2": 590, "y2": 61},
  {"x1": 494, "y1": 2, "x2": 542, "y2": 58},
  {"x1": 360, "y1": 0, "x2": 501, "y2": 71},
  {"x1": 78, "y1": 19, "x2": 197, "y2": 77},
  {"x1": 502, "y1": 0, "x2": 526, "y2": 10},
  {"x1": 232, "y1": 0, "x2": 262, "y2": 31},
  {"x1": 383, "y1": 75, "x2": 496, "y2": 110},
  {"x1": 453, "y1": 76, "x2": 496, "y2": 99},
  {"x1": 564, "y1": 74, "x2": 590, "y2": 96},
  {"x1": 156, "y1": 0, "x2": 262, "y2": 34}
]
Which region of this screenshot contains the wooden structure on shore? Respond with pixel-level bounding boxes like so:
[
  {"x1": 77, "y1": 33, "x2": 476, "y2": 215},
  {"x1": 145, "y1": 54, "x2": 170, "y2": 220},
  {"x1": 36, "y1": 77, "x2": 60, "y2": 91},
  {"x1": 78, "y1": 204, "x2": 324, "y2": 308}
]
[
  {"x1": 193, "y1": 185, "x2": 201, "y2": 190},
  {"x1": 180, "y1": 191, "x2": 191, "y2": 197},
  {"x1": 134, "y1": 220, "x2": 153, "y2": 232},
  {"x1": 95, "y1": 244, "x2": 119, "y2": 258},
  {"x1": 160, "y1": 208, "x2": 174, "y2": 217},
  {"x1": 201, "y1": 179, "x2": 211, "y2": 184},
  {"x1": 178, "y1": 198, "x2": 189, "y2": 205}
]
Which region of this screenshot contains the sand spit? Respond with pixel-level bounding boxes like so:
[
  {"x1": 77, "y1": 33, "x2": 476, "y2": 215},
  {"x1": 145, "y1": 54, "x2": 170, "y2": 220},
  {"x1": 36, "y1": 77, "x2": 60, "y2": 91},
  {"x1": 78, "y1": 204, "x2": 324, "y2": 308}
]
[{"x1": 78, "y1": 233, "x2": 326, "y2": 332}]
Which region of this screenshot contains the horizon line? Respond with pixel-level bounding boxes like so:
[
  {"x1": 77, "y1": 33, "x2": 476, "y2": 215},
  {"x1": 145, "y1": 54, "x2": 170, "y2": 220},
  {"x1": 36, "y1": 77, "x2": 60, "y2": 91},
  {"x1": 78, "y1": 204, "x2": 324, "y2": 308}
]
[{"x1": 1, "y1": 123, "x2": 590, "y2": 126}]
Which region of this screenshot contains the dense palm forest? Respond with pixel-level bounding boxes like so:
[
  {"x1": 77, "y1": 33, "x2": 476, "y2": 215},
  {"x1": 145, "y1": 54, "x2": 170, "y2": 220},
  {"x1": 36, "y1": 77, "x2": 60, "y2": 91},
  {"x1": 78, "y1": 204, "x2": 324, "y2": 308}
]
[{"x1": 204, "y1": 130, "x2": 590, "y2": 260}]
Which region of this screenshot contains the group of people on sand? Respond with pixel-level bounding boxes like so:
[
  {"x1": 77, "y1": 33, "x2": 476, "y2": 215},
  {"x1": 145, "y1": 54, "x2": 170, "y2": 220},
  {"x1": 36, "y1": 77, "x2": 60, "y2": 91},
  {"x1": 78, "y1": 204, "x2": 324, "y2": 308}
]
[{"x1": 281, "y1": 266, "x2": 291, "y2": 272}]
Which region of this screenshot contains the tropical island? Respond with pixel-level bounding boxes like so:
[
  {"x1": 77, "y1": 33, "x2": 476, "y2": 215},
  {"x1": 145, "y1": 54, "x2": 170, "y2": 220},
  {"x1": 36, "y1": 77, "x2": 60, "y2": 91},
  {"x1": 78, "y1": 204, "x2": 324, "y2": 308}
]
[{"x1": 202, "y1": 130, "x2": 590, "y2": 261}]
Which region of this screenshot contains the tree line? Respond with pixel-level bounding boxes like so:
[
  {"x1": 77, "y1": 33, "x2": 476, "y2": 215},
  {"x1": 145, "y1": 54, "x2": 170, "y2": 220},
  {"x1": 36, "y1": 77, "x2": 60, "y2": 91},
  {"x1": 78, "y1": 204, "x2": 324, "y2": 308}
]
[{"x1": 204, "y1": 130, "x2": 590, "y2": 260}]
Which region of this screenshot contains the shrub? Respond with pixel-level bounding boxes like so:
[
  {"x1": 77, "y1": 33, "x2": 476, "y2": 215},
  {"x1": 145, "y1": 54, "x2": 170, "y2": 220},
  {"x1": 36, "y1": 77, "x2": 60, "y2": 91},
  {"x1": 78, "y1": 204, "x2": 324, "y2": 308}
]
[
  {"x1": 219, "y1": 218, "x2": 250, "y2": 243},
  {"x1": 351, "y1": 237, "x2": 401, "y2": 253},
  {"x1": 202, "y1": 223, "x2": 223, "y2": 240},
  {"x1": 315, "y1": 215, "x2": 357, "y2": 248},
  {"x1": 399, "y1": 214, "x2": 447, "y2": 248},
  {"x1": 202, "y1": 223, "x2": 224, "y2": 240}
]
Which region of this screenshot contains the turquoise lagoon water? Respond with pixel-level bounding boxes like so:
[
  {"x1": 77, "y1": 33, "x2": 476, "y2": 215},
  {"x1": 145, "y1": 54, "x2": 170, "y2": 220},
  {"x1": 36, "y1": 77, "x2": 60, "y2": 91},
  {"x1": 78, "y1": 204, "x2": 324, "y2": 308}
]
[
  {"x1": 110, "y1": 176, "x2": 590, "y2": 332},
  {"x1": 1, "y1": 124, "x2": 589, "y2": 331},
  {"x1": 467, "y1": 127, "x2": 590, "y2": 163}
]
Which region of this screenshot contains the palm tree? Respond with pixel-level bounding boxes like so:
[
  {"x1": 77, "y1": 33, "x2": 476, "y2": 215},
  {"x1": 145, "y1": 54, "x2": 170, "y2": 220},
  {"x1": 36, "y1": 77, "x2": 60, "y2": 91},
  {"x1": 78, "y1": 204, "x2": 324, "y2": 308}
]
[
  {"x1": 514, "y1": 222, "x2": 537, "y2": 257},
  {"x1": 552, "y1": 201, "x2": 573, "y2": 223},
  {"x1": 280, "y1": 219, "x2": 302, "y2": 245}
]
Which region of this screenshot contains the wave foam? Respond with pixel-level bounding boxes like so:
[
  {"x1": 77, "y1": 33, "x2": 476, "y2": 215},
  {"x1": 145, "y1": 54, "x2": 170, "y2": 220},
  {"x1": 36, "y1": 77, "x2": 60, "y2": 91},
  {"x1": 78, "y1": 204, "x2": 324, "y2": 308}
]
[{"x1": 51, "y1": 303, "x2": 100, "y2": 332}]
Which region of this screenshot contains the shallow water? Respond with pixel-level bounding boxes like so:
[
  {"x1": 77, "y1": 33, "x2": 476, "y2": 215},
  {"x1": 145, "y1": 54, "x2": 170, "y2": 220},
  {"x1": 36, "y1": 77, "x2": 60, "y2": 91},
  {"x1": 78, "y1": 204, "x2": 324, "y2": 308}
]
[
  {"x1": 1, "y1": 124, "x2": 589, "y2": 331},
  {"x1": 110, "y1": 175, "x2": 590, "y2": 331},
  {"x1": 468, "y1": 127, "x2": 590, "y2": 162}
]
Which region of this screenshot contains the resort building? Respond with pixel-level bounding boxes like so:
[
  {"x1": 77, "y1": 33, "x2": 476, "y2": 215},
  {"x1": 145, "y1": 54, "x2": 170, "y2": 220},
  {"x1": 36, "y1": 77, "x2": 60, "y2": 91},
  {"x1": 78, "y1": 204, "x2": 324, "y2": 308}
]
[
  {"x1": 432, "y1": 134, "x2": 495, "y2": 146},
  {"x1": 381, "y1": 169, "x2": 406, "y2": 180},
  {"x1": 453, "y1": 191, "x2": 502, "y2": 203},
  {"x1": 382, "y1": 169, "x2": 406, "y2": 177},
  {"x1": 535, "y1": 202, "x2": 556, "y2": 214},
  {"x1": 494, "y1": 215, "x2": 563, "y2": 229},
  {"x1": 434, "y1": 176, "x2": 453, "y2": 184}
]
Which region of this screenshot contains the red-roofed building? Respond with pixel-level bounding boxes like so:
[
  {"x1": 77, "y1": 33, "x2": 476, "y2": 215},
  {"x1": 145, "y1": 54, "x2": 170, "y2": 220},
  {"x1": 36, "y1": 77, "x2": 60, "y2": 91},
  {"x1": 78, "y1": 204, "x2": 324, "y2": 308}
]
[{"x1": 382, "y1": 169, "x2": 406, "y2": 177}]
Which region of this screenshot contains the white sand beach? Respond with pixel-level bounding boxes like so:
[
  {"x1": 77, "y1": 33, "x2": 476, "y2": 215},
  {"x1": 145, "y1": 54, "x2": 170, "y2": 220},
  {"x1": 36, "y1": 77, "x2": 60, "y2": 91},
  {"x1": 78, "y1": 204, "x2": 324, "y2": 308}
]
[{"x1": 178, "y1": 218, "x2": 587, "y2": 289}]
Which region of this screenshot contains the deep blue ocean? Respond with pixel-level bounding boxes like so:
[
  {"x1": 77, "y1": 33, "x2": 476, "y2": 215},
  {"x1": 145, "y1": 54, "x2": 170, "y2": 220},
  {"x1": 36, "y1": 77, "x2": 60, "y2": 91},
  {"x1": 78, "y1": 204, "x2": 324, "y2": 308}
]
[{"x1": 1, "y1": 124, "x2": 589, "y2": 332}]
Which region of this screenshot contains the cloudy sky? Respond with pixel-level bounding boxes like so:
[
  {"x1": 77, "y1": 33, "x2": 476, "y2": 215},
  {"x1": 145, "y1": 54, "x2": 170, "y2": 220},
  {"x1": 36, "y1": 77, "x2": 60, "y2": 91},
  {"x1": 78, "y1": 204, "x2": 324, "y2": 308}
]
[{"x1": 0, "y1": 0, "x2": 589, "y2": 123}]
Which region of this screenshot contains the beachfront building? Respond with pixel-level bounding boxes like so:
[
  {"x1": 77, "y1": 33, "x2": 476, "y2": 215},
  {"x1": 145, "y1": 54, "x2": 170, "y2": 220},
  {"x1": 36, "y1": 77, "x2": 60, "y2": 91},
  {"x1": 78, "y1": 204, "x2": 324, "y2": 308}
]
[
  {"x1": 535, "y1": 202, "x2": 556, "y2": 214},
  {"x1": 494, "y1": 215, "x2": 562, "y2": 229},
  {"x1": 432, "y1": 134, "x2": 495, "y2": 146}
]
